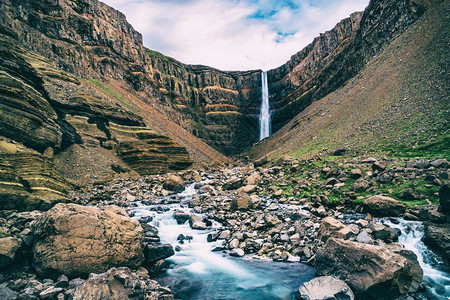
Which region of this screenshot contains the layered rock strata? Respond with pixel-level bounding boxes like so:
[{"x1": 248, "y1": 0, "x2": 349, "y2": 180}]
[
  {"x1": 0, "y1": 0, "x2": 425, "y2": 155},
  {"x1": 267, "y1": 0, "x2": 425, "y2": 133},
  {"x1": 0, "y1": 19, "x2": 194, "y2": 203}
]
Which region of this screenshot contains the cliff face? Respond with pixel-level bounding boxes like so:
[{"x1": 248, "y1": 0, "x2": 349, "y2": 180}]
[
  {"x1": 0, "y1": 0, "x2": 424, "y2": 157},
  {"x1": 143, "y1": 0, "x2": 425, "y2": 153},
  {"x1": 250, "y1": 0, "x2": 449, "y2": 160},
  {"x1": 0, "y1": 0, "x2": 429, "y2": 210},
  {"x1": 266, "y1": 0, "x2": 425, "y2": 133},
  {"x1": 0, "y1": 0, "x2": 263, "y2": 155},
  {"x1": 0, "y1": 0, "x2": 202, "y2": 210}
]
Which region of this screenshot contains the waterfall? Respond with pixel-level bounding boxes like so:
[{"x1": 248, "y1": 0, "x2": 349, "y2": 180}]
[{"x1": 259, "y1": 71, "x2": 270, "y2": 141}]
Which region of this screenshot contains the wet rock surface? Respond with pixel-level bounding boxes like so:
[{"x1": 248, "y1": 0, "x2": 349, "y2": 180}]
[
  {"x1": 298, "y1": 275, "x2": 354, "y2": 300},
  {"x1": 315, "y1": 238, "x2": 423, "y2": 299}
]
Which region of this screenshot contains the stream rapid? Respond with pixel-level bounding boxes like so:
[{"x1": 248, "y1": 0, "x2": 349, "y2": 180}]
[{"x1": 131, "y1": 182, "x2": 314, "y2": 300}]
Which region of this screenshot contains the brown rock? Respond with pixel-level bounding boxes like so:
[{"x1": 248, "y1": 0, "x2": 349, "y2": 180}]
[
  {"x1": 73, "y1": 267, "x2": 173, "y2": 300},
  {"x1": 32, "y1": 204, "x2": 144, "y2": 278},
  {"x1": 317, "y1": 217, "x2": 345, "y2": 242},
  {"x1": 231, "y1": 194, "x2": 253, "y2": 211},
  {"x1": 163, "y1": 175, "x2": 185, "y2": 192},
  {"x1": 372, "y1": 161, "x2": 386, "y2": 172},
  {"x1": 245, "y1": 172, "x2": 261, "y2": 185},
  {"x1": 223, "y1": 177, "x2": 243, "y2": 190},
  {"x1": 350, "y1": 168, "x2": 362, "y2": 179},
  {"x1": 352, "y1": 179, "x2": 369, "y2": 192},
  {"x1": 0, "y1": 237, "x2": 22, "y2": 268},
  {"x1": 363, "y1": 195, "x2": 406, "y2": 217},
  {"x1": 315, "y1": 238, "x2": 423, "y2": 299}
]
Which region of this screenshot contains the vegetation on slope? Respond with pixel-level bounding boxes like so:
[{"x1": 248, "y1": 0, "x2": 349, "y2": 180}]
[{"x1": 251, "y1": 0, "x2": 449, "y2": 161}]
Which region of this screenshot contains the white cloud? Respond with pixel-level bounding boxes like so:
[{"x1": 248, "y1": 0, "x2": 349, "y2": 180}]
[{"x1": 101, "y1": 0, "x2": 369, "y2": 71}]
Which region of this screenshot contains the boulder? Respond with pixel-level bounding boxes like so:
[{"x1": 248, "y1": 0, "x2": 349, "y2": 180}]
[
  {"x1": 0, "y1": 237, "x2": 22, "y2": 268},
  {"x1": 32, "y1": 204, "x2": 144, "y2": 278},
  {"x1": 369, "y1": 223, "x2": 398, "y2": 243},
  {"x1": 0, "y1": 286, "x2": 18, "y2": 300},
  {"x1": 229, "y1": 248, "x2": 245, "y2": 257},
  {"x1": 264, "y1": 214, "x2": 281, "y2": 227},
  {"x1": 439, "y1": 183, "x2": 450, "y2": 213},
  {"x1": 246, "y1": 172, "x2": 261, "y2": 185},
  {"x1": 363, "y1": 195, "x2": 405, "y2": 217},
  {"x1": 298, "y1": 276, "x2": 354, "y2": 300},
  {"x1": 189, "y1": 214, "x2": 207, "y2": 229},
  {"x1": 144, "y1": 244, "x2": 175, "y2": 264},
  {"x1": 239, "y1": 184, "x2": 257, "y2": 194},
  {"x1": 352, "y1": 179, "x2": 369, "y2": 192},
  {"x1": 218, "y1": 230, "x2": 231, "y2": 240},
  {"x1": 230, "y1": 194, "x2": 253, "y2": 211},
  {"x1": 431, "y1": 159, "x2": 449, "y2": 168},
  {"x1": 422, "y1": 223, "x2": 450, "y2": 262},
  {"x1": 173, "y1": 210, "x2": 190, "y2": 224},
  {"x1": 372, "y1": 161, "x2": 386, "y2": 172},
  {"x1": 72, "y1": 267, "x2": 173, "y2": 300},
  {"x1": 356, "y1": 231, "x2": 373, "y2": 244},
  {"x1": 350, "y1": 169, "x2": 362, "y2": 179},
  {"x1": 254, "y1": 156, "x2": 268, "y2": 167},
  {"x1": 315, "y1": 238, "x2": 423, "y2": 299},
  {"x1": 223, "y1": 177, "x2": 243, "y2": 190},
  {"x1": 163, "y1": 175, "x2": 185, "y2": 193},
  {"x1": 317, "y1": 217, "x2": 345, "y2": 242}
]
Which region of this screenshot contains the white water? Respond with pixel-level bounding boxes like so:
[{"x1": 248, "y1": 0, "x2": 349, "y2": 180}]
[
  {"x1": 131, "y1": 182, "x2": 314, "y2": 299},
  {"x1": 259, "y1": 71, "x2": 271, "y2": 141},
  {"x1": 384, "y1": 219, "x2": 450, "y2": 299}
]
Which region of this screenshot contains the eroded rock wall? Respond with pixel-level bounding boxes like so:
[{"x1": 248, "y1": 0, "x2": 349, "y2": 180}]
[
  {"x1": 267, "y1": 0, "x2": 425, "y2": 133},
  {"x1": 0, "y1": 0, "x2": 426, "y2": 156}
]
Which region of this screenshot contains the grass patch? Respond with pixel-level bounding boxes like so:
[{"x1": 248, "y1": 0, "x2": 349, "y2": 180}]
[
  {"x1": 382, "y1": 131, "x2": 450, "y2": 159},
  {"x1": 87, "y1": 79, "x2": 135, "y2": 110}
]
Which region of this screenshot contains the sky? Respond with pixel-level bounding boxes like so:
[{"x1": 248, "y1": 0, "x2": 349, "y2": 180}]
[{"x1": 102, "y1": 0, "x2": 370, "y2": 71}]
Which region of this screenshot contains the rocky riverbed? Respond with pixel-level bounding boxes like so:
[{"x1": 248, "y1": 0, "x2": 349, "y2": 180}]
[{"x1": 0, "y1": 155, "x2": 449, "y2": 299}]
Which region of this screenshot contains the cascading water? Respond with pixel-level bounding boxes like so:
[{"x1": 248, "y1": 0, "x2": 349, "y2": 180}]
[
  {"x1": 383, "y1": 219, "x2": 450, "y2": 299},
  {"x1": 259, "y1": 71, "x2": 271, "y2": 141},
  {"x1": 131, "y1": 182, "x2": 314, "y2": 300}
]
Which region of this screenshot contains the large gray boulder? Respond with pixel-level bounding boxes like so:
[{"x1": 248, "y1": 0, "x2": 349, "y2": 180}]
[
  {"x1": 315, "y1": 238, "x2": 422, "y2": 299},
  {"x1": 299, "y1": 276, "x2": 354, "y2": 300},
  {"x1": 72, "y1": 267, "x2": 173, "y2": 300},
  {"x1": 363, "y1": 195, "x2": 406, "y2": 217},
  {"x1": 32, "y1": 203, "x2": 144, "y2": 278},
  {"x1": 0, "y1": 237, "x2": 22, "y2": 268}
]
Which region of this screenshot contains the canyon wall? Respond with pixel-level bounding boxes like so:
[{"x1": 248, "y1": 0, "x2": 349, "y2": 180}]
[
  {"x1": 267, "y1": 0, "x2": 425, "y2": 132},
  {"x1": 0, "y1": 0, "x2": 427, "y2": 209},
  {"x1": 0, "y1": 0, "x2": 425, "y2": 155}
]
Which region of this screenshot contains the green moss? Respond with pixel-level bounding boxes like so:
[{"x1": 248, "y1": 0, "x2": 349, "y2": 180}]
[
  {"x1": 146, "y1": 49, "x2": 169, "y2": 62},
  {"x1": 87, "y1": 79, "x2": 135, "y2": 110},
  {"x1": 380, "y1": 131, "x2": 450, "y2": 159}
]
